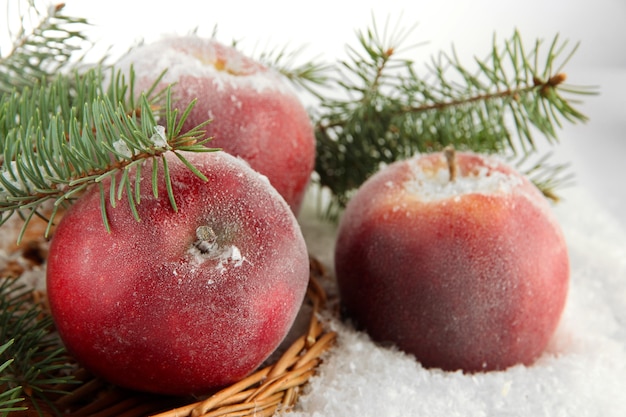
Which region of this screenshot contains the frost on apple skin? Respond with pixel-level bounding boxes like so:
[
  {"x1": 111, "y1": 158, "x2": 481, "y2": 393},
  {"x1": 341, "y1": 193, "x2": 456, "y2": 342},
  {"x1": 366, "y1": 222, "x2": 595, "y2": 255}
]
[
  {"x1": 45, "y1": 151, "x2": 310, "y2": 396},
  {"x1": 403, "y1": 153, "x2": 525, "y2": 200},
  {"x1": 335, "y1": 152, "x2": 570, "y2": 373},
  {"x1": 115, "y1": 35, "x2": 287, "y2": 94},
  {"x1": 114, "y1": 35, "x2": 316, "y2": 214}
]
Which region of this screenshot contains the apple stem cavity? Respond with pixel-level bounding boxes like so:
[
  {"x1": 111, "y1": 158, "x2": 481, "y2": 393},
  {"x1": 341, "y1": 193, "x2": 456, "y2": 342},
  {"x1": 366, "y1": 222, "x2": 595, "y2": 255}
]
[
  {"x1": 189, "y1": 225, "x2": 247, "y2": 270},
  {"x1": 194, "y1": 225, "x2": 218, "y2": 254},
  {"x1": 444, "y1": 145, "x2": 458, "y2": 182}
]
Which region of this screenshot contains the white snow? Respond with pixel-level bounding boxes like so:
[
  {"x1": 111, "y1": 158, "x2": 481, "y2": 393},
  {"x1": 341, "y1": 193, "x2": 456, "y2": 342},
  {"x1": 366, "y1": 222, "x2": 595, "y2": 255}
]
[{"x1": 295, "y1": 185, "x2": 626, "y2": 417}]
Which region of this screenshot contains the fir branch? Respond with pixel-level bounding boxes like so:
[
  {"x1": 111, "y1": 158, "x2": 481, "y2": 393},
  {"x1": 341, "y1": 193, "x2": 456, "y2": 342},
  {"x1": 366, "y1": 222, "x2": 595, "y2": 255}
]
[
  {"x1": 0, "y1": 340, "x2": 27, "y2": 416},
  {"x1": 0, "y1": 279, "x2": 75, "y2": 416},
  {"x1": 0, "y1": 1, "x2": 90, "y2": 94},
  {"x1": 0, "y1": 66, "x2": 214, "y2": 241},
  {"x1": 256, "y1": 44, "x2": 332, "y2": 99},
  {"x1": 314, "y1": 24, "x2": 596, "y2": 218},
  {"x1": 514, "y1": 152, "x2": 575, "y2": 203}
]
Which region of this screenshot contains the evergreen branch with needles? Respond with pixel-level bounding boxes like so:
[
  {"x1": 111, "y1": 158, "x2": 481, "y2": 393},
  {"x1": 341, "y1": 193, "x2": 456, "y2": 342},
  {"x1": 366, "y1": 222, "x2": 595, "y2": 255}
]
[
  {"x1": 0, "y1": 1, "x2": 90, "y2": 95},
  {"x1": 313, "y1": 21, "x2": 597, "y2": 219},
  {"x1": 0, "y1": 2, "x2": 219, "y2": 242},
  {"x1": 0, "y1": 66, "x2": 215, "y2": 242},
  {"x1": 0, "y1": 7, "x2": 597, "y2": 229},
  {"x1": 255, "y1": 44, "x2": 333, "y2": 100},
  {"x1": 0, "y1": 279, "x2": 77, "y2": 417},
  {"x1": 0, "y1": 340, "x2": 27, "y2": 416}
]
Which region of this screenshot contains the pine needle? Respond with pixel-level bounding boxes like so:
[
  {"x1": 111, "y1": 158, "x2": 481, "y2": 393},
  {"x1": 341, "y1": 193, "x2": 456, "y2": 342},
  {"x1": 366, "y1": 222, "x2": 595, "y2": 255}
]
[{"x1": 0, "y1": 279, "x2": 77, "y2": 415}]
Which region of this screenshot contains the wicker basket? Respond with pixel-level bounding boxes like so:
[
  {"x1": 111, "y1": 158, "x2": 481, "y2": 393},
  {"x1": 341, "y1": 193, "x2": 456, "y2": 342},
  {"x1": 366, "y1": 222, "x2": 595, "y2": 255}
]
[{"x1": 2, "y1": 218, "x2": 336, "y2": 417}]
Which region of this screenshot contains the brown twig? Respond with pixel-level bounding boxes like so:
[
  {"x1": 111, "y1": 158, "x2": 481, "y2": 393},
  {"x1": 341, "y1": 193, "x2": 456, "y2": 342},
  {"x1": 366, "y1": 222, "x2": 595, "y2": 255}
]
[{"x1": 444, "y1": 145, "x2": 457, "y2": 182}]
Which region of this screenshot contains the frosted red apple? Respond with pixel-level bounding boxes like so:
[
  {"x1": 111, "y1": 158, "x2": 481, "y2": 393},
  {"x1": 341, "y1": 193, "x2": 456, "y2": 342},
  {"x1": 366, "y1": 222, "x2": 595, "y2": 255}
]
[
  {"x1": 334, "y1": 150, "x2": 569, "y2": 372},
  {"x1": 46, "y1": 151, "x2": 310, "y2": 395},
  {"x1": 114, "y1": 36, "x2": 315, "y2": 213}
]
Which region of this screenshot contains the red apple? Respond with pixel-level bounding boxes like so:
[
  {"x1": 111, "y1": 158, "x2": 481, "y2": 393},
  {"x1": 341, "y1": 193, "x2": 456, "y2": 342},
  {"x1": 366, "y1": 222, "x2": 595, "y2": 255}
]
[
  {"x1": 114, "y1": 35, "x2": 315, "y2": 213},
  {"x1": 334, "y1": 150, "x2": 569, "y2": 372},
  {"x1": 45, "y1": 151, "x2": 310, "y2": 395}
]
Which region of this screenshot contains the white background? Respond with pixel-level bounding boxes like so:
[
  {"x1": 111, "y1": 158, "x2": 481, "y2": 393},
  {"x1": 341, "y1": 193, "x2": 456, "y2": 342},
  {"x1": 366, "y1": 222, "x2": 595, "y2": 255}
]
[{"x1": 2, "y1": 0, "x2": 625, "y2": 228}]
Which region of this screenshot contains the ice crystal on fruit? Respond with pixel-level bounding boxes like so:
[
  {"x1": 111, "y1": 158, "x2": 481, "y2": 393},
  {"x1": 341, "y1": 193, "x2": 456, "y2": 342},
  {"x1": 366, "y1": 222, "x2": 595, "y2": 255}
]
[
  {"x1": 150, "y1": 125, "x2": 169, "y2": 149},
  {"x1": 112, "y1": 139, "x2": 132, "y2": 158}
]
